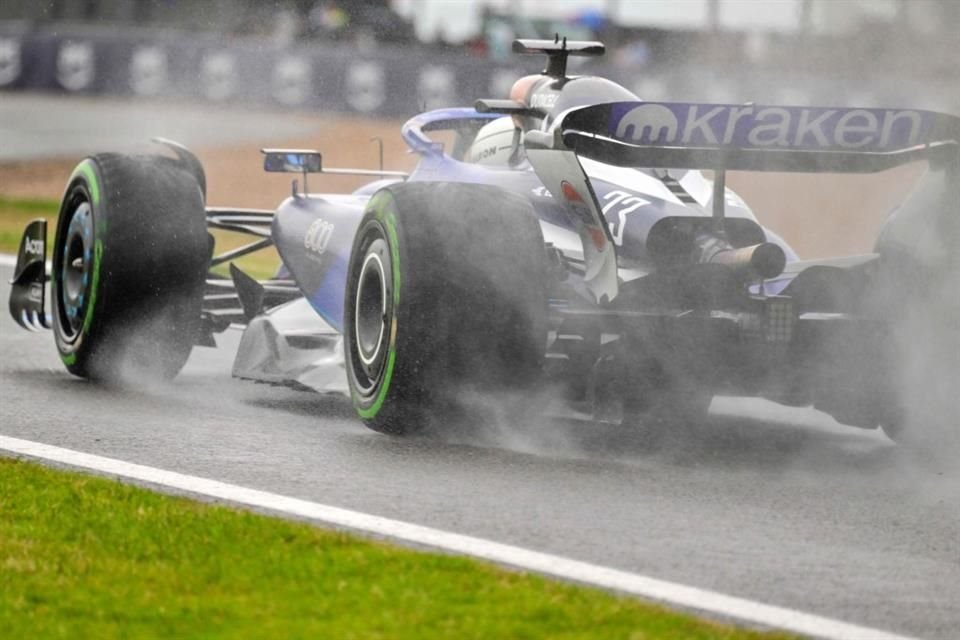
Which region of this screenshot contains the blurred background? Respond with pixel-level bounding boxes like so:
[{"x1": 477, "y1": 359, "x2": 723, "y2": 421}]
[
  {"x1": 0, "y1": 0, "x2": 955, "y2": 260},
  {"x1": 1, "y1": 0, "x2": 959, "y2": 114}
]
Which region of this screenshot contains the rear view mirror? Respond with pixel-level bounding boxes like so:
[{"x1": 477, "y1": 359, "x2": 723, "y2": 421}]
[{"x1": 262, "y1": 149, "x2": 322, "y2": 173}]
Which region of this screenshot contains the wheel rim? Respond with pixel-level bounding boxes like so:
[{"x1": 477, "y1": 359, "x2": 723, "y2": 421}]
[
  {"x1": 355, "y1": 251, "x2": 387, "y2": 370},
  {"x1": 58, "y1": 199, "x2": 93, "y2": 342},
  {"x1": 348, "y1": 231, "x2": 392, "y2": 396}
]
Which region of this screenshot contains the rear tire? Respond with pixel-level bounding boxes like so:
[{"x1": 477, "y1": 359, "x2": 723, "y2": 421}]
[
  {"x1": 52, "y1": 154, "x2": 210, "y2": 382},
  {"x1": 873, "y1": 175, "x2": 960, "y2": 456},
  {"x1": 344, "y1": 182, "x2": 548, "y2": 435},
  {"x1": 879, "y1": 302, "x2": 960, "y2": 456},
  {"x1": 869, "y1": 251, "x2": 960, "y2": 456}
]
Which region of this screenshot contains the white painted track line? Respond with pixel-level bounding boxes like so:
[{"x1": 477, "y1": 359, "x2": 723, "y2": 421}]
[
  {"x1": 0, "y1": 253, "x2": 16, "y2": 267},
  {"x1": 0, "y1": 435, "x2": 916, "y2": 640}
]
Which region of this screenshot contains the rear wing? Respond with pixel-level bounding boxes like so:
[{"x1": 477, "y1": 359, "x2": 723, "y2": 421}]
[
  {"x1": 523, "y1": 101, "x2": 960, "y2": 305},
  {"x1": 527, "y1": 102, "x2": 960, "y2": 173}
]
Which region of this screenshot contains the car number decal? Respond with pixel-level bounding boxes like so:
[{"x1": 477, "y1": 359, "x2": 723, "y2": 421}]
[
  {"x1": 601, "y1": 190, "x2": 650, "y2": 246},
  {"x1": 304, "y1": 218, "x2": 336, "y2": 258}
]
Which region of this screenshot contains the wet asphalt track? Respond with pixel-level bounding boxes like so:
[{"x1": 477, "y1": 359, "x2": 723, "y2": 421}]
[{"x1": 1, "y1": 264, "x2": 959, "y2": 639}]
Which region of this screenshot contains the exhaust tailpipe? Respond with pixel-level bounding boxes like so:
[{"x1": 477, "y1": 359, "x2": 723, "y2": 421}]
[
  {"x1": 708, "y1": 242, "x2": 787, "y2": 279},
  {"x1": 696, "y1": 231, "x2": 787, "y2": 279}
]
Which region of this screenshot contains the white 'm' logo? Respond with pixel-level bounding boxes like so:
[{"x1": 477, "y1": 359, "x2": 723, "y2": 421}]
[
  {"x1": 273, "y1": 56, "x2": 311, "y2": 106},
  {"x1": 418, "y1": 65, "x2": 455, "y2": 110},
  {"x1": 346, "y1": 62, "x2": 385, "y2": 113},
  {"x1": 0, "y1": 38, "x2": 21, "y2": 86},
  {"x1": 130, "y1": 46, "x2": 167, "y2": 96},
  {"x1": 615, "y1": 104, "x2": 678, "y2": 143},
  {"x1": 57, "y1": 41, "x2": 94, "y2": 91},
  {"x1": 201, "y1": 51, "x2": 236, "y2": 101}
]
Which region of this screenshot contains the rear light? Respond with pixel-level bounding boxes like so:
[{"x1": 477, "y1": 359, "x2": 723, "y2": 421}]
[{"x1": 764, "y1": 295, "x2": 794, "y2": 343}]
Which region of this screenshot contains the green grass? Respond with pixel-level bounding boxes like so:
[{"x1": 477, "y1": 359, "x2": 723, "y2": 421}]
[
  {"x1": 0, "y1": 196, "x2": 59, "y2": 253},
  {"x1": 0, "y1": 195, "x2": 279, "y2": 280},
  {"x1": 0, "y1": 459, "x2": 792, "y2": 639}
]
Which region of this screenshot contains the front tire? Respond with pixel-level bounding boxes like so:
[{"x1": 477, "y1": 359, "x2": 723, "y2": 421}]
[
  {"x1": 344, "y1": 182, "x2": 548, "y2": 435},
  {"x1": 52, "y1": 154, "x2": 210, "y2": 381}
]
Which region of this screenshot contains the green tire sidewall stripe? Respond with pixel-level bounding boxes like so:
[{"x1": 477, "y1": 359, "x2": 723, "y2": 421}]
[
  {"x1": 59, "y1": 159, "x2": 104, "y2": 367},
  {"x1": 355, "y1": 192, "x2": 401, "y2": 420},
  {"x1": 76, "y1": 161, "x2": 101, "y2": 207},
  {"x1": 79, "y1": 240, "x2": 103, "y2": 337}
]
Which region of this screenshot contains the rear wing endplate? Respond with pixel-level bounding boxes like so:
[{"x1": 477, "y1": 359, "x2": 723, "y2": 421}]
[{"x1": 529, "y1": 102, "x2": 960, "y2": 173}]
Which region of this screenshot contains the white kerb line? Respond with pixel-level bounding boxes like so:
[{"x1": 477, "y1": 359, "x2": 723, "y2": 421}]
[{"x1": 0, "y1": 435, "x2": 916, "y2": 640}]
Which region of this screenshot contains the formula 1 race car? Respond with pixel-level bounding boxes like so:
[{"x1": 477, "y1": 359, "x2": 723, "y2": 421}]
[{"x1": 9, "y1": 38, "x2": 960, "y2": 448}]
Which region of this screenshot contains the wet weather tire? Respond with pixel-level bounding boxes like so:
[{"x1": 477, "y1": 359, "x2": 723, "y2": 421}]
[
  {"x1": 52, "y1": 154, "x2": 210, "y2": 381},
  {"x1": 869, "y1": 247, "x2": 960, "y2": 457},
  {"x1": 344, "y1": 182, "x2": 548, "y2": 435}
]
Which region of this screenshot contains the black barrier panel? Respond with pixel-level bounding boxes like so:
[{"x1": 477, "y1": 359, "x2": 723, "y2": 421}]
[
  {"x1": 0, "y1": 27, "x2": 546, "y2": 113},
  {"x1": 53, "y1": 36, "x2": 103, "y2": 94},
  {"x1": 22, "y1": 33, "x2": 62, "y2": 92},
  {"x1": 166, "y1": 38, "x2": 207, "y2": 102},
  {"x1": 2, "y1": 24, "x2": 958, "y2": 120},
  {"x1": 98, "y1": 37, "x2": 140, "y2": 96}
]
